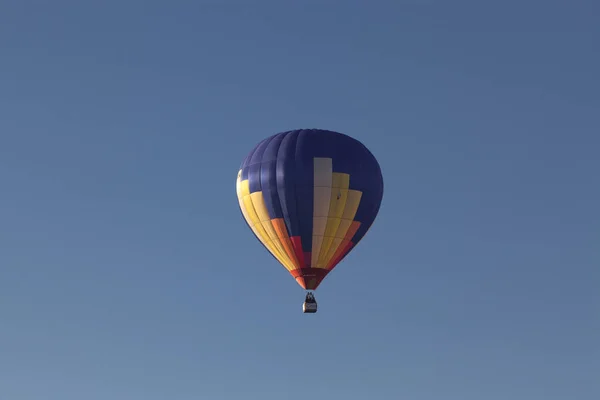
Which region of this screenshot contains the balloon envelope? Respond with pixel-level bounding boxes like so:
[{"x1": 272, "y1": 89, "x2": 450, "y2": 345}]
[{"x1": 236, "y1": 129, "x2": 384, "y2": 290}]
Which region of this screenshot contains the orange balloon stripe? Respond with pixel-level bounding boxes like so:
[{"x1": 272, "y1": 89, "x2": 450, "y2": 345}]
[
  {"x1": 327, "y1": 241, "x2": 354, "y2": 270},
  {"x1": 271, "y1": 218, "x2": 301, "y2": 270},
  {"x1": 325, "y1": 221, "x2": 361, "y2": 270}
]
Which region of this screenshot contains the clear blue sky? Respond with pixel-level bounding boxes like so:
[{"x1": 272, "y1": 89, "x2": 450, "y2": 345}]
[{"x1": 1, "y1": 1, "x2": 598, "y2": 399}]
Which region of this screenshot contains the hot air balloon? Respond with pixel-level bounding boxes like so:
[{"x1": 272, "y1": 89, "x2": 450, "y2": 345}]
[{"x1": 235, "y1": 129, "x2": 384, "y2": 313}]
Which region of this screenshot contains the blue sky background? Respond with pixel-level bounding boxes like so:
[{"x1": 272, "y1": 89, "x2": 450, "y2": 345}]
[{"x1": 1, "y1": 1, "x2": 599, "y2": 399}]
